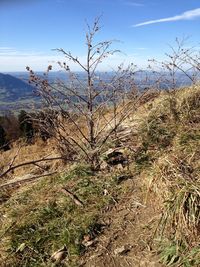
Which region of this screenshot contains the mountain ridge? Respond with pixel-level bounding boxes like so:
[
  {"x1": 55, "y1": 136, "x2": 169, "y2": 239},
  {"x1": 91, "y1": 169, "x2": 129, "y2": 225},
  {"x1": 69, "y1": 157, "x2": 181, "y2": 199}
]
[{"x1": 0, "y1": 72, "x2": 34, "y2": 102}]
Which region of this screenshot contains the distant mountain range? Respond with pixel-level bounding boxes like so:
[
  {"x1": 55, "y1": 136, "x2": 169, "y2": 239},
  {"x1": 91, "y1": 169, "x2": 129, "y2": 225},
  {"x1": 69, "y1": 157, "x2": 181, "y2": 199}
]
[
  {"x1": 0, "y1": 71, "x2": 195, "y2": 114},
  {"x1": 0, "y1": 73, "x2": 34, "y2": 102},
  {"x1": 0, "y1": 73, "x2": 40, "y2": 114}
]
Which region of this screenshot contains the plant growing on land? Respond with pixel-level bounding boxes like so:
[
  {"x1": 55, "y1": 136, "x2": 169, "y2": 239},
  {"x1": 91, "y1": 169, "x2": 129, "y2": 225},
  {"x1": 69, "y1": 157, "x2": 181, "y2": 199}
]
[
  {"x1": 148, "y1": 38, "x2": 200, "y2": 122},
  {"x1": 26, "y1": 17, "x2": 144, "y2": 170},
  {"x1": 149, "y1": 38, "x2": 199, "y2": 90},
  {"x1": 0, "y1": 113, "x2": 20, "y2": 148},
  {"x1": 18, "y1": 110, "x2": 34, "y2": 142},
  {"x1": 0, "y1": 123, "x2": 9, "y2": 151}
]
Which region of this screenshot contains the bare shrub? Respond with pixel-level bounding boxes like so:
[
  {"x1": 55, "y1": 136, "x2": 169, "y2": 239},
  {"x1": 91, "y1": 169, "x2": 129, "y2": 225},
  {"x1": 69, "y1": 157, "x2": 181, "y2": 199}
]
[
  {"x1": 26, "y1": 18, "x2": 146, "y2": 170},
  {"x1": 148, "y1": 38, "x2": 200, "y2": 122}
]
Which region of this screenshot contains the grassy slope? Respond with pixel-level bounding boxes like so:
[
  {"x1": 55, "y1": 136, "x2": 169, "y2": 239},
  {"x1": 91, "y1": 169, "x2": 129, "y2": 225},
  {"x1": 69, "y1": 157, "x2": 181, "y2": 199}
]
[
  {"x1": 0, "y1": 86, "x2": 200, "y2": 267},
  {"x1": 0, "y1": 165, "x2": 129, "y2": 267},
  {"x1": 138, "y1": 86, "x2": 200, "y2": 266}
]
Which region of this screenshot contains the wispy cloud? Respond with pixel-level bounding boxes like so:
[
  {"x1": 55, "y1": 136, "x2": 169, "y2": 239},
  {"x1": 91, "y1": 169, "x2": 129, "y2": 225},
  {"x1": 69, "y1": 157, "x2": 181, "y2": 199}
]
[
  {"x1": 0, "y1": 47, "x2": 15, "y2": 54},
  {"x1": 0, "y1": 49, "x2": 145, "y2": 72},
  {"x1": 0, "y1": 47, "x2": 14, "y2": 50},
  {"x1": 133, "y1": 8, "x2": 200, "y2": 27},
  {"x1": 0, "y1": 47, "x2": 18, "y2": 56},
  {"x1": 0, "y1": 47, "x2": 45, "y2": 57}
]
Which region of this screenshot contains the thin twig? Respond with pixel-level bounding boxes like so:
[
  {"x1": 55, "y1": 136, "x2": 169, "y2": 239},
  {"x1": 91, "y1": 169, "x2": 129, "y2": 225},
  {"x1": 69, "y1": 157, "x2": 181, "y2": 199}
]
[{"x1": 60, "y1": 188, "x2": 84, "y2": 207}]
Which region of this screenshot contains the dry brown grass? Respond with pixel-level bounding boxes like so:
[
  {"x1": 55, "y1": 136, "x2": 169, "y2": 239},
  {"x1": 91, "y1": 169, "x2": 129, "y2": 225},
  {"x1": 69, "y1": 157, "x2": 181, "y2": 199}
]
[
  {"x1": 0, "y1": 138, "x2": 61, "y2": 185},
  {"x1": 0, "y1": 85, "x2": 199, "y2": 267}
]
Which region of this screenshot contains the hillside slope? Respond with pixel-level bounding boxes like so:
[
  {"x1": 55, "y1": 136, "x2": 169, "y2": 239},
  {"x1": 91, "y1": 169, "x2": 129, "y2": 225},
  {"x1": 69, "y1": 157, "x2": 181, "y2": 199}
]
[
  {"x1": 0, "y1": 73, "x2": 37, "y2": 113},
  {"x1": 0, "y1": 73, "x2": 35, "y2": 101},
  {"x1": 0, "y1": 86, "x2": 199, "y2": 267}
]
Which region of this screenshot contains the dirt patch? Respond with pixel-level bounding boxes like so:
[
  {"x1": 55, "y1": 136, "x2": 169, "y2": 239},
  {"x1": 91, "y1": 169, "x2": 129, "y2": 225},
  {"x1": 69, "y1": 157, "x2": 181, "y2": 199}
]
[{"x1": 80, "y1": 178, "x2": 164, "y2": 267}]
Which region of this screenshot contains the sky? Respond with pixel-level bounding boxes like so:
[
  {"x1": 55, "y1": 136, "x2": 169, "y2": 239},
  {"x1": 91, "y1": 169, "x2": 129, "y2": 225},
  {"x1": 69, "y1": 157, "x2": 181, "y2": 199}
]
[{"x1": 0, "y1": 0, "x2": 200, "y2": 72}]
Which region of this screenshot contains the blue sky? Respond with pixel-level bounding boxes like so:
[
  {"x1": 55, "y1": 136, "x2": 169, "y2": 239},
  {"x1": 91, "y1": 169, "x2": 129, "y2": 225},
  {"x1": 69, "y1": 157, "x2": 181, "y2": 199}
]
[{"x1": 0, "y1": 0, "x2": 200, "y2": 72}]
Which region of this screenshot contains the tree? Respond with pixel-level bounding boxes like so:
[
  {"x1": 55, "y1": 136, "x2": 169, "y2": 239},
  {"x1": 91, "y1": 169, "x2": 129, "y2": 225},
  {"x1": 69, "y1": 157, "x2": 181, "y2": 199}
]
[
  {"x1": 0, "y1": 121, "x2": 10, "y2": 151},
  {"x1": 18, "y1": 110, "x2": 34, "y2": 142},
  {"x1": 26, "y1": 18, "x2": 146, "y2": 170}
]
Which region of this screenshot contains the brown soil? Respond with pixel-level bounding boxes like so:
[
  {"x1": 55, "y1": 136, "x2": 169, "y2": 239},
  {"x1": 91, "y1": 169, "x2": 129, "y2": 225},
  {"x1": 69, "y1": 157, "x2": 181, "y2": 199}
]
[{"x1": 80, "y1": 177, "x2": 164, "y2": 267}]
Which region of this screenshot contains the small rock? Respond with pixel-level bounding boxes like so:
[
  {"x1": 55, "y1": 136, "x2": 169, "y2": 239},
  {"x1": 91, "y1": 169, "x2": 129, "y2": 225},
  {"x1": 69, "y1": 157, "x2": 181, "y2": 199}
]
[
  {"x1": 100, "y1": 161, "x2": 108, "y2": 170},
  {"x1": 104, "y1": 149, "x2": 128, "y2": 168},
  {"x1": 51, "y1": 245, "x2": 68, "y2": 263},
  {"x1": 82, "y1": 239, "x2": 97, "y2": 247},
  {"x1": 82, "y1": 234, "x2": 98, "y2": 247},
  {"x1": 114, "y1": 244, "x2": 132, "y2": 255},
  {"x1": 83, "y1": 234, "x2": 92, "y2": 242},
  {"x1": 114, "y1": 174, "x2": 132, "y2": 184},
  {"x1": 103, "y1": 189, "x2": 109, "y2": 195}
]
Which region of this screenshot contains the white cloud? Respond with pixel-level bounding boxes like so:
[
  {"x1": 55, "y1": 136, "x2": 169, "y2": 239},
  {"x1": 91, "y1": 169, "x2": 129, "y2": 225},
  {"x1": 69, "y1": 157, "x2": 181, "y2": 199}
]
[{"x1": 133, "y1": 8, "x2": 200, "y2": 27}]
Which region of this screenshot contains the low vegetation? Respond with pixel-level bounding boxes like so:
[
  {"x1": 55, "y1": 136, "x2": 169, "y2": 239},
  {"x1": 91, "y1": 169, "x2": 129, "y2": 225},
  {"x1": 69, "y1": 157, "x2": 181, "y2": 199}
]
[
  {"x1": 0, "y1": 20, "x2": 200, "y2": 267},
  {"x1": 139, "y1": 87, "x2": 200, "y2": 267},
  {"x1": 0, "y1": 86, "x2": 199, "y2": 267},
  {"x1": 0, "y1": 164, "x2": 121, "y2": 266}
]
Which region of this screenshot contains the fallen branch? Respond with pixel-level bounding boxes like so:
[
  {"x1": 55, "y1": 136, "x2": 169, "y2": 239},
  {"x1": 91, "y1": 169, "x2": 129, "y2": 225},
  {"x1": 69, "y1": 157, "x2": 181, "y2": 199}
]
[
  {"x1": 60, "y1": 188, "x2": 84, "y2": 207},
  {"x1": 0, "y1": 156, "x2": 65, "y2": 179},
  {"x1": 0, "y1": 172, "x2": 57, "y2": 190}
]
